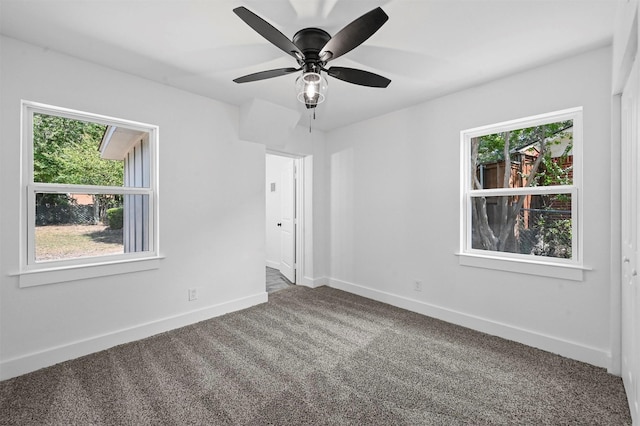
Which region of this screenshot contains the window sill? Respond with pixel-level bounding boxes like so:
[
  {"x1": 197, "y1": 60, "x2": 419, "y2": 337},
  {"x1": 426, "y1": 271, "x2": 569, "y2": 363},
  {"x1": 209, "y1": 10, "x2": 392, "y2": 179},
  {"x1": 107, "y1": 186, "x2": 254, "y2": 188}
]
[
  {"x1": 14, "y1": 256, "x2": 164, "y2": 288},
  {"x1": 456, "y1": 252, "x2": 590, "y2": 281}
]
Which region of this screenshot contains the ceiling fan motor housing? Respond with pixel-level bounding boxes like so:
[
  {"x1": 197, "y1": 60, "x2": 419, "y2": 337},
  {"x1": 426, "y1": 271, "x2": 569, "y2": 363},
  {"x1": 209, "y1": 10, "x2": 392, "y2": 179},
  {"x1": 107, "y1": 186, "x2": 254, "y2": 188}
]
[{"x1": 293, "y1": 27, "x2": 331, "y2": 72}]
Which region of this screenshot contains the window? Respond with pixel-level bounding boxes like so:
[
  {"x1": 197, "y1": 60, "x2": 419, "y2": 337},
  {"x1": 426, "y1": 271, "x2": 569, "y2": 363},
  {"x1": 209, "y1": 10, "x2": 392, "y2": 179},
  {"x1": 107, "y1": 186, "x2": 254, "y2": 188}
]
[
  {"x1": 460, "y1": 107, "x2": 583, "y2": 274},
  {"x1": 20, "y1": 101, "x2": 159, "y2": 285}
]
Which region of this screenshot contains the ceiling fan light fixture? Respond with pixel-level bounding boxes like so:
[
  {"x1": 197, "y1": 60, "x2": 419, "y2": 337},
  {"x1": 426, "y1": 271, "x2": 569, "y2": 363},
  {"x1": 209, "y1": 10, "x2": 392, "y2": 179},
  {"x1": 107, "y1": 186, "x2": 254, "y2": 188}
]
[
  {"x1": 232, "y1": 6, "x2": 391, "y2": 112},
  {"x1": 296, "y1": 72, "x2": 327, "y2": 108}
]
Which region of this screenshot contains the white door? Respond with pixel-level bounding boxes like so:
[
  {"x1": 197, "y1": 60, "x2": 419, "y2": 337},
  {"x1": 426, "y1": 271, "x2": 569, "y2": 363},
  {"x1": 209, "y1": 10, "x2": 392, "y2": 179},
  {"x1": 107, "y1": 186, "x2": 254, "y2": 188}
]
[
  {"x1": 279, "y1": 159, "x2": 296, "y2": 283},
  {"x1": 621, "y1": 58, "x2": 640, "y2": 423}
]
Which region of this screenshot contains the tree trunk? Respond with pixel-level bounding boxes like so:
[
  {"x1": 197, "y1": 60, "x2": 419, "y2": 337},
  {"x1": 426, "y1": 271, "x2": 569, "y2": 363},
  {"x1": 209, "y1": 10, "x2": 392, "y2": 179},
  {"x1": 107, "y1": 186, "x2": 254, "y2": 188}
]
[
  {"x1": 471, "y1": 137, "x2": 498, "y2": 249},
  {"x1": 496, "y1": 131, "x2": 511, "y2": 245},
  {"x1": 497, "y1": 125, "x2": 547, "y2": 250}
]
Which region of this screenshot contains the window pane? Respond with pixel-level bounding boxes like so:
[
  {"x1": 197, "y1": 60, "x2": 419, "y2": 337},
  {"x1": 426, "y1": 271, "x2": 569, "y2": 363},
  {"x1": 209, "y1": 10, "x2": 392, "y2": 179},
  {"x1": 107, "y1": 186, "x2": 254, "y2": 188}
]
[
  {"x1": 33, "y1": 113, "x2": 124, "y2": 186},
  {"x1": 471, "y1": 193, "x2": 572, "y2": 259},
  {"x1": 34, "y1": 192, "x2": 150, "y2": 262},
  {"x1": 470, "y1": 120, "x2": 573, "y2": 189}
]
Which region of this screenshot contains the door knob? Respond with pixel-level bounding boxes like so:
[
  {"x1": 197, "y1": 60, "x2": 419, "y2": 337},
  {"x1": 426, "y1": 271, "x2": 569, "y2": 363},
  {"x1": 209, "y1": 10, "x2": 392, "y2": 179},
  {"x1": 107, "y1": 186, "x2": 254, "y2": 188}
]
[{"x1": 277, "y1": 223, "x2": 282, "y2": 227}]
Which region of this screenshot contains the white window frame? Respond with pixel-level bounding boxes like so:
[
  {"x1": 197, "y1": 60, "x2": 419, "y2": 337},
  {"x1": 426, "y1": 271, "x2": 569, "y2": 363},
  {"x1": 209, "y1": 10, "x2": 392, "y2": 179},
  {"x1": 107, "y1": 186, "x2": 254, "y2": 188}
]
[
  {"x1": 458, "y1": 107, "x2": 588, "y2": 280},
  {"x1": 17, "y1": 101, "x2": 161, "y2": 287}
]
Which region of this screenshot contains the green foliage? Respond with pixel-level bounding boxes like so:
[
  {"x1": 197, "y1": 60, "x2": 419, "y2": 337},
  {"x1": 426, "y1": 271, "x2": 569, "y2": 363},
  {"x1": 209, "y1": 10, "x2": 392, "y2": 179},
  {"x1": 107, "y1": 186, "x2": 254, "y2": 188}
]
[
  {"x1": 531, "y1": 216, "x2": 572, "y2": 258},
  {"x1": 58, "y1": 139, "x2": 123, "y2": 186},
  {"x1": 106, "y1": 207, "x2": 124, "y2": 230},
  {"x1": 536, "y1": 142, "x2": 573, "y2": 187},
  {"x1": 33, "y1": 113, "x2": 123, "y2": 187},
  {"x1": 477, "y1": 120, "x2": 573, "y2": 167},
  {"x1": 477, "y1": 132, "x2": 508, "y2": 164}
]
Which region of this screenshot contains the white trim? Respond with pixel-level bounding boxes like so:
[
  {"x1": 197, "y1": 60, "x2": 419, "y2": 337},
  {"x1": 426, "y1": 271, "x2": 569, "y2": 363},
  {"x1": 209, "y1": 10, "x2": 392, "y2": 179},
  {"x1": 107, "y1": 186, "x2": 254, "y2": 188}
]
[
  {"x1": 462, "y1": 107, "x2": 583, "y2": 139},
  {"x1": 23, "y1": 100, "x2": 157, "y2": 132},
  {"x1": 14, "y1": 256, "x2": 164, "y2": 287},
  {"x1": 609, "y1": 93, "x2": 622, "y2": 376},
  {"x1": 468, "y1": 185, "x2": 574, "y2": 197},
  {"x1": 300, "y1": 275, "x2": 328, "y2": 288},
  {"x1": 0, "y1": 291, "x2": 268, "y2": 380},
  {"x1": 328, "y1": 277, "x2": 611, "y2": 369},
  {"x1": 20, "y1": 100, "x2": 160, "y2": 282},
  {"x1": 265, "y1": 259, "x2": 280, "y2": 269},
  {"x1": 456, "y1": 252, "x2": 589, "y2": 281},
  {"x1": 30, "y1": 183, "x2": 153, "y2": 195},
  {"x1": 294, "y1": 156, "x2": 304, "y2": 285},
  {"x1": 460, "y1": 107, "x2": 583, "y2": 269}
]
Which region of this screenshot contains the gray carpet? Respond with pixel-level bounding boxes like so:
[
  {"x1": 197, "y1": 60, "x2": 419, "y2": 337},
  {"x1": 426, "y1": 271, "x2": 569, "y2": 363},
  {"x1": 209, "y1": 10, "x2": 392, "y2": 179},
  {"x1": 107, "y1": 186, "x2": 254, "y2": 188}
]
[{"x1": 0, "y1": 286, "x2": 631, "y2": 425}]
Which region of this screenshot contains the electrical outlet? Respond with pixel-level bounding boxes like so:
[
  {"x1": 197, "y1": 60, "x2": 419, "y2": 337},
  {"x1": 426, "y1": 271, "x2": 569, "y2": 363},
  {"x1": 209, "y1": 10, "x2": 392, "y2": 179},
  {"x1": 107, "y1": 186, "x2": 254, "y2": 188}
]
[
  {"x1": 414, "y1": 280, "x2": 422, "y2": 292},
  {"x1": 188, "y1": 288, "x2": 198, "y2": 301}
]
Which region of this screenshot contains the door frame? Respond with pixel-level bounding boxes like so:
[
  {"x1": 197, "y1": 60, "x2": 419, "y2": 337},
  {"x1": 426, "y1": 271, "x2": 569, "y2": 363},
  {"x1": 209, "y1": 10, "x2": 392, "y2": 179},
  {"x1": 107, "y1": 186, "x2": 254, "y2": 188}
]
[
  {"x1": 619, "y1": 56, "x2": 640, "y2": 423},
  {"x1": 266, "y1": 150, "x2": 306, "y2": 286}
]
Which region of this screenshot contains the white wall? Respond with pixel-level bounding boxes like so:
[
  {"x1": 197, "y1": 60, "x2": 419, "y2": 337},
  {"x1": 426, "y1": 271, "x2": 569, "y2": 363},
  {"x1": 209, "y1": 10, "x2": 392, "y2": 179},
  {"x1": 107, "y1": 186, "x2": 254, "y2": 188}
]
[
  {"x1": 0, "y1": 36, "x2": 268, "y2": 379},
  {"x1": 325, "y1": 46, "x2": 615, "y2": 369},
  {"x1": 265, "y1": 154, "x2": 294, "y2": 269}
]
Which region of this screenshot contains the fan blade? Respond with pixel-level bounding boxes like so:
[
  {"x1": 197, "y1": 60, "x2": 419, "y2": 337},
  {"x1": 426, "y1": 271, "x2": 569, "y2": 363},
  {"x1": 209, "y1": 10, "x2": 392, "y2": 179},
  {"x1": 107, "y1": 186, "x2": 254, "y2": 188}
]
[
  {"x1": 233, "y1": 7, "x2": 303, "y2": 60},
  {"x1": 319, "y1": 7, "x2": 388, "y2": 62},
  {"x1": 326, "y1": 67, "x2": 391, "y2": 88},
  {"x1": 233, "y1": 67, "x2": 299, "y2": 83}
]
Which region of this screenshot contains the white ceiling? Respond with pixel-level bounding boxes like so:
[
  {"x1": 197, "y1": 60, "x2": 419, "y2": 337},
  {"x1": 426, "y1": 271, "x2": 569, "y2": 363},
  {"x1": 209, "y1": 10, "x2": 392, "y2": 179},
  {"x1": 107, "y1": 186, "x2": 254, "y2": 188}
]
[{"x1": 0, "y1": 0, "x2": 619, "y2": 131}]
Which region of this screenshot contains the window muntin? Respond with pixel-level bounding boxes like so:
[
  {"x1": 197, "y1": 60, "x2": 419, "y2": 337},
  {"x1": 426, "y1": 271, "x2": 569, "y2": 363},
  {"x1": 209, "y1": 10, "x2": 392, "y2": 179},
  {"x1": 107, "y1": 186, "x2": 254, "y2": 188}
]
[
  {"x1": 462, "y1": 108, "x2": 582, "y2": 265},
  {"x1": 23, "y1": 101, "x2": 158, "y2": 270}
]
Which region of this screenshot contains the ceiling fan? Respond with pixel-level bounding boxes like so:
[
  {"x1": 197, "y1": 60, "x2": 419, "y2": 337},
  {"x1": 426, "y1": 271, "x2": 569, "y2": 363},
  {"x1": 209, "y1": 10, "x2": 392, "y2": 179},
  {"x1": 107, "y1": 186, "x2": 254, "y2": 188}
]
[{"x1": 232, "y1": 6, "x2": 391, "y2": 109}]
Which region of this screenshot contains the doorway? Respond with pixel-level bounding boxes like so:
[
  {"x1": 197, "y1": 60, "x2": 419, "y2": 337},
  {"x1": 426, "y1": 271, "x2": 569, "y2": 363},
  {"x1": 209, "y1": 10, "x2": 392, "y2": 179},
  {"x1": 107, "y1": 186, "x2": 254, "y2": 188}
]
[{"x1": 265, "y1": 153, "x2": 303, "y2": 290}]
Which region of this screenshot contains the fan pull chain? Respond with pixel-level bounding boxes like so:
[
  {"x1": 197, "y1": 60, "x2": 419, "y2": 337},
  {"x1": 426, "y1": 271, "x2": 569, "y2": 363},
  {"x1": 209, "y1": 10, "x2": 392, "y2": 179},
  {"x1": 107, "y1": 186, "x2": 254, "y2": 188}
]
[
  {"x1": 311, "y1": 109, "x2": 315, "y2": 133},
  {"x1": 308, "y1": 109, "x2": 317, "y2": 133}
]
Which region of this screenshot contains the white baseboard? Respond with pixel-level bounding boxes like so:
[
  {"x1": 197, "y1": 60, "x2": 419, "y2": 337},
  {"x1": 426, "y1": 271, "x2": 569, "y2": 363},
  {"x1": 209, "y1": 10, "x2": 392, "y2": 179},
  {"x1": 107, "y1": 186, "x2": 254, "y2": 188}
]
[
  {"x1": 266, "y1": 260, "x2": 280, "y2": 269},
  {"x1": 0, "y1": 292, "x2": 268, "y2": 381},
  {"x1": 328, "y1": 278, "x2": 611, "y2": 370},
  {"x1": 300, "y1": 275, "x2": 329, "y2": 288}
]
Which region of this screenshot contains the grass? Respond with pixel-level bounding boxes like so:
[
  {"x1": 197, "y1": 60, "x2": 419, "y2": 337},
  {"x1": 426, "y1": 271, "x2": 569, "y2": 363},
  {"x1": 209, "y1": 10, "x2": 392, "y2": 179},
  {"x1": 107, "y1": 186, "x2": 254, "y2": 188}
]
[{"x1": 35, "y1": 224, "x2": 123, "y2": 261}]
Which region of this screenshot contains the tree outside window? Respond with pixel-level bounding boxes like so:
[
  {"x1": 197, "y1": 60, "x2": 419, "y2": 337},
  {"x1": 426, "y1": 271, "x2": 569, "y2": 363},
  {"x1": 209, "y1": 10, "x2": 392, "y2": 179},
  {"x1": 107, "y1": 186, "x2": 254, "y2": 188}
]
[
  {"x1": 23, "y1": 101, "x2": 157, "y2": 268},
  {"x1": 33, "y1": 113, "x2": 124, "y2": 229},
  {"x1": 462, "y1": 108, "x2": 582, "y2": 264}
]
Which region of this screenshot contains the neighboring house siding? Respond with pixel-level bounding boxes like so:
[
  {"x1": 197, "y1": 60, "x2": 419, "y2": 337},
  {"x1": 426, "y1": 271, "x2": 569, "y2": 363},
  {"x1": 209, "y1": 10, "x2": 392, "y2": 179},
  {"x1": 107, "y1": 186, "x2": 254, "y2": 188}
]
[{"x1": 123, "y1": 135, "x2": 150, "y2": 253}]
